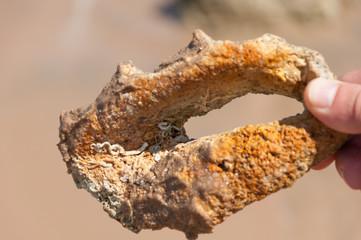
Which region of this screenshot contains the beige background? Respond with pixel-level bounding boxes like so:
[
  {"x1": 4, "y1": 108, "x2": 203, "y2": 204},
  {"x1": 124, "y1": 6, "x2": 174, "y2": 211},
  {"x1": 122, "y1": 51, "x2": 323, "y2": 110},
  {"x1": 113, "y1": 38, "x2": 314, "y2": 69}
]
[{"x1": 1, "y1": 1, "x2": 361, "y2": 239}]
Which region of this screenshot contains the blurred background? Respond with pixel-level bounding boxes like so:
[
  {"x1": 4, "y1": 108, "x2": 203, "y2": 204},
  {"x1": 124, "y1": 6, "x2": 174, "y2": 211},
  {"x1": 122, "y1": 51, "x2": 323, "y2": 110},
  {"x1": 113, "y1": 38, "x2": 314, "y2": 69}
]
[{"x1": 1, "y1": 0, "x2": 361, "y2": 239}]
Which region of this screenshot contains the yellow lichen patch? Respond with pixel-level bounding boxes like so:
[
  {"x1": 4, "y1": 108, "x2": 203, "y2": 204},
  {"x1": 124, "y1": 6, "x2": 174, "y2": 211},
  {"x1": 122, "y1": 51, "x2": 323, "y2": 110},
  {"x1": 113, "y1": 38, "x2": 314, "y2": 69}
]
[
  {"x1": 207, "y1": 164, "x2": 223, "y2": 174},
  {"x1": 75, "y1": 131, "x2": 95, "y2": 159},
  {"x1": 240, "y1": 40, "x2": 291, "y2": 83},
  {"x1": 178, "y1": 167, "x2": 195, "y2": 183},
  {"x1": 206, "y1": 122, "x2": 317, "y2": 202},
  {"x1": 240, "y1": 42, "x2": 264, "y2": 67}
]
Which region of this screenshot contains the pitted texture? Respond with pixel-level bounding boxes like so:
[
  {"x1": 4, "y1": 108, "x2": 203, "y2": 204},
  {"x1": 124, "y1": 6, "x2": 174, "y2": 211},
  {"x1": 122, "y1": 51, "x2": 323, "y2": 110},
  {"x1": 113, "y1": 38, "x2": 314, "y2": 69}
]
[{"x1": 58, "y1": 30, "x2": 349, "y2": 239}]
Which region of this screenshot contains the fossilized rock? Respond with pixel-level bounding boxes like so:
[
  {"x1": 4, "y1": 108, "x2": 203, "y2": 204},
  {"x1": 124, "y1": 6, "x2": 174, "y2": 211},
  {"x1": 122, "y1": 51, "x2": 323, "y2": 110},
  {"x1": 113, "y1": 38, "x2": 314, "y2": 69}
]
[{"x1": 58, "y1": 30, "x2": 349, "y2": 239}]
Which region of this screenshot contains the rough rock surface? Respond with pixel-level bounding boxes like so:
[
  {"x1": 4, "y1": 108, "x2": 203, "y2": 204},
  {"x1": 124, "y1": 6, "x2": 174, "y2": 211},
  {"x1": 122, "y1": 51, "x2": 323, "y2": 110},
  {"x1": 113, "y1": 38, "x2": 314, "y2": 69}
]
[{"x1": 58, "y1": 30, "x2": 349, "y2": 239}]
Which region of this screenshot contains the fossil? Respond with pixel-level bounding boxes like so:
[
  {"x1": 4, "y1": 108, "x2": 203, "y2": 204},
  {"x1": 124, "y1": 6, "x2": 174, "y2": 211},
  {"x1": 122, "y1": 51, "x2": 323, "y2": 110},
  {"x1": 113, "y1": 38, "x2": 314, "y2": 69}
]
[{"x1": 58, "y1": 30, "x2": 348, "y2": 239}]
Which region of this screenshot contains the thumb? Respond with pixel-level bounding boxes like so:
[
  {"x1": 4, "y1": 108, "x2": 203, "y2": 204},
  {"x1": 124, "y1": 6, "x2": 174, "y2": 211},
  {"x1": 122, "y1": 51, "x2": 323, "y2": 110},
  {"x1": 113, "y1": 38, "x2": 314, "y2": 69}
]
[{"x1": 304, "y1": 78, "x2": 361, "y2": 134}]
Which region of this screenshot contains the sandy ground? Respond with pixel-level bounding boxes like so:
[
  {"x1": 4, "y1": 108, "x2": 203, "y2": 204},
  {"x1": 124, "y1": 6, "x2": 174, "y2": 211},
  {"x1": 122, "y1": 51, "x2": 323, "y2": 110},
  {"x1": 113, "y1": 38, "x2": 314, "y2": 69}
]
[{"x1": 1, "y1": 1, "x2": 361, "y2": 239}]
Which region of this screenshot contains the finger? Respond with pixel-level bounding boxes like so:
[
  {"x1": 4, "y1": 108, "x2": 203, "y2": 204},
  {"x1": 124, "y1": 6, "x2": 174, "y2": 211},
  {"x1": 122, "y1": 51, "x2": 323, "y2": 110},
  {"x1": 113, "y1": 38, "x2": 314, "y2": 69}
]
[
  {"x1": 335, "y1": 141, "x2": 361, "y2": 190},
  {"x1": 348, "y1": 134, "x2": 361, "y2": 146},
  {"x1": 312, "y1": 155, "x2": 335, "y2": 170},
  {"x1": 339, "y1": 68, "x2": 361, "y2": 84},
  {"x1": 304, "y1": 78, "x2": 361, "y2": 134}
]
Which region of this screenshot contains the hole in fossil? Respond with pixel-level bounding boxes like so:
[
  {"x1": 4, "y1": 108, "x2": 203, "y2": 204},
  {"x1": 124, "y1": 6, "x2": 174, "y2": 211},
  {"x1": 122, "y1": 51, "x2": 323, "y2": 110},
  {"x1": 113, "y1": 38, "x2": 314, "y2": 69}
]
[{"x1": 184, "y1": 94, "x2": 304, "y2": 139}]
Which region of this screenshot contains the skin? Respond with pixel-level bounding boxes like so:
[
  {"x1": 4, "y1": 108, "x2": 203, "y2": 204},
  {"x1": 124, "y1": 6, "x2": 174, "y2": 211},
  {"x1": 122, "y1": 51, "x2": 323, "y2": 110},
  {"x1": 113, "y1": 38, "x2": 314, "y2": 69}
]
[{"x1": 304, "y1": 68, "x2": 361, "y2": 190}]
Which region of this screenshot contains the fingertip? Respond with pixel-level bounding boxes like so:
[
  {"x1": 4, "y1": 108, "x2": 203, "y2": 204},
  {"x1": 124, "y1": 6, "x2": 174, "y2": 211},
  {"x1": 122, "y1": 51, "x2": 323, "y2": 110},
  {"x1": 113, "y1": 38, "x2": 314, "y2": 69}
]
[
  {"x1": 305, "y1": 78, "x2": 339, "y2": 110},
  {"x1": 312, "y1": 155, "x2": 335, "y2": 170},
  {"x1": 304, "y1": 77, "x2": 361, "y2": 134}
]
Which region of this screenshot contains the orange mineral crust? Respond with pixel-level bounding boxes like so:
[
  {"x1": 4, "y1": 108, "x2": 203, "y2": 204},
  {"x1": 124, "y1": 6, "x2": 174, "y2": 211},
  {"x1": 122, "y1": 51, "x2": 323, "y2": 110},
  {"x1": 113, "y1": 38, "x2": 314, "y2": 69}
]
[{"x1": 58, "y1": 30, "x2": 349, "y2": 239}]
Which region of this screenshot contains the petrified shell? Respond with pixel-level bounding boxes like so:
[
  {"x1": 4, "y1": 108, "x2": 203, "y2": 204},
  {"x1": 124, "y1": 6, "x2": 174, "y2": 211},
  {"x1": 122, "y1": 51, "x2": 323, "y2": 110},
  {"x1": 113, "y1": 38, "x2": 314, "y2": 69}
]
[{"x1": 58, "y1": 30, "x2": 348, "y2": 239}]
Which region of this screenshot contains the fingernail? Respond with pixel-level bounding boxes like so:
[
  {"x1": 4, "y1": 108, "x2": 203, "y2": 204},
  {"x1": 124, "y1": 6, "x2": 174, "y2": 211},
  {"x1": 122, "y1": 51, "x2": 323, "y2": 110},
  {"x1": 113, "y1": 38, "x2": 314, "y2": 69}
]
[{"x1": 307, "y1": 78, "x2": 339, "y2": 109}]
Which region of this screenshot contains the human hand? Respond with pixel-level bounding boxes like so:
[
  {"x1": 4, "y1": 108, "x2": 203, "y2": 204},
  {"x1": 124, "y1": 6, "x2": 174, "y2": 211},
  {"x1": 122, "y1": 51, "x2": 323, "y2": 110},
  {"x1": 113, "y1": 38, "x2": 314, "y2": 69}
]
[{"x1": 304, "y1": 68, "x2": 361, "y2": 190}]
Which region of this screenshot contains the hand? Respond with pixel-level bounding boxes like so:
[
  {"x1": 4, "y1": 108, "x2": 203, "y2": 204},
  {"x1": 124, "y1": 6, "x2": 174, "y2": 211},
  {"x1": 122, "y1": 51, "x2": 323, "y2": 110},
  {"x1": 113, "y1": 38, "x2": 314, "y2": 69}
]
[{"x1": 304, "y1": 68, "x2": 361, "y2": 190}]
